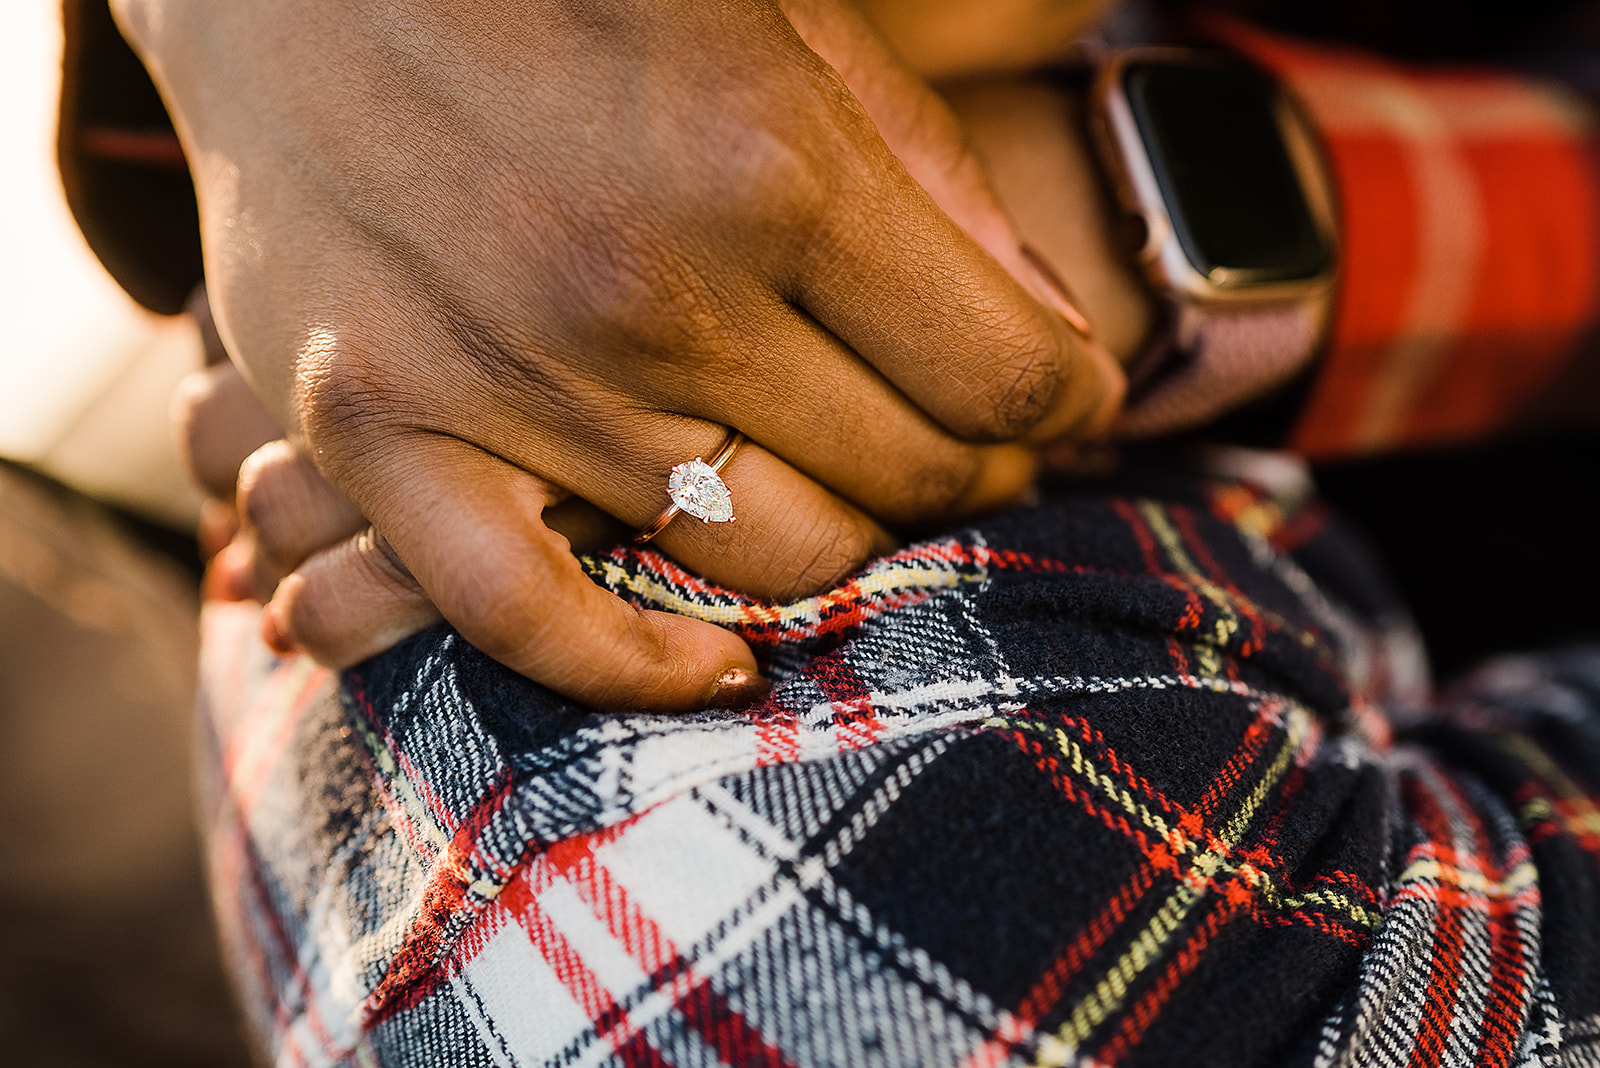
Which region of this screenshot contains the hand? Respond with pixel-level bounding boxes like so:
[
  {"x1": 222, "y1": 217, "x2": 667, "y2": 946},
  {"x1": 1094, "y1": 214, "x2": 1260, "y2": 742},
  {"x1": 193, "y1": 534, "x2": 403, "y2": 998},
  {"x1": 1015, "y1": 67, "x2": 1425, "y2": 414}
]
[
  {"x1": 126, "y1": 0, "x2": 1122, "y2": 709},
  {"x1": 176, "y1": 298, "x2": 619, "y2": 670}
]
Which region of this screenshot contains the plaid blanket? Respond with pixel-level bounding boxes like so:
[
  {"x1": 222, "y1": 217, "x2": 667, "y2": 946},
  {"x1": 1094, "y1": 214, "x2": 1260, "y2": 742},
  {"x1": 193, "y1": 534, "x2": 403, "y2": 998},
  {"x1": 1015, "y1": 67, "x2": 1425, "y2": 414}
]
[{"x1": 196, "y1": 462, "x2": 1600, "y2": 1067}]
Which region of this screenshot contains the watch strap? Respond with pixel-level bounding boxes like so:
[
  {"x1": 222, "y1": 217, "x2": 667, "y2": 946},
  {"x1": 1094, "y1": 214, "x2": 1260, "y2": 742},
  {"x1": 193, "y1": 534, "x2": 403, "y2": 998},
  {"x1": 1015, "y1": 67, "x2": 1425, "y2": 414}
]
[{"x1": 1115, "y1": 299, "x2": 1324, "y2": 438}]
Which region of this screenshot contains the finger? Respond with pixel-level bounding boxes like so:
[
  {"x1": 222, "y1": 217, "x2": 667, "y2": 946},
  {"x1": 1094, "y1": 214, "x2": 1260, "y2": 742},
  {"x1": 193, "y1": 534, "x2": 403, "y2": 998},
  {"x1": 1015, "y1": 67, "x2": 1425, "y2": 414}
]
[
  {"x1": 782, "y1": 0, "x2": 1022, "y2": 275},
  {"x1": 792, "y1": 0, "x2": 1105, "y2": 347},
  {"x1": 780, "y1": 0, "x2": 1124, "y2": 443},
  {"x1": 261, "y1": 528, "x2": 443, "y2": 666},
  {"x1": 235, "y1": 439, "x2": 368, "y2": 598},
  {"x1": 798, "y1": 147, "x2": 1121, "y2": 445},
  {"x1": 617, "y1": 301, "x2": 1040, "y2": 525},
  {"x1": 345, "y1": 431, "x2": 763, "y2": 712},
  {"x1": 258, "y1": 496, "x2": 629, "y2": 666},
  {"x1": 198, "y1": 497, "x2": 240, "y2": 562},
  {"x1": 476, "y1": 405, "x2": 897, "y2": 602},
  {"x1": 171, "y1": 363, "x2": 285, "y2": 499},
  {"x1": 613, "y1": 428, "x2": 898, "y2": 601}
]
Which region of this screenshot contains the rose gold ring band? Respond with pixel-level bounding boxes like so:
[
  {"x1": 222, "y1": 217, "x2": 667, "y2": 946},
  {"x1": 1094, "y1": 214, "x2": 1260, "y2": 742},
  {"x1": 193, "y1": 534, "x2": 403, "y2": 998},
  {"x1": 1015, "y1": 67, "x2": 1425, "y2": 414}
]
[{"x1": 634, "y1": 429, "x2": 745, "y2": 544}]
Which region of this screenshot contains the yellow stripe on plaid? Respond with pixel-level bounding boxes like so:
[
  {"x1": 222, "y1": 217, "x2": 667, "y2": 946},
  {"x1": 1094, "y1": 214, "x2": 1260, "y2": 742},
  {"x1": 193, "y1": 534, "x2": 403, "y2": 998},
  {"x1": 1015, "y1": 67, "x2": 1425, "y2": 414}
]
[
  {"x1": 352, "y1": 714, "x2": 451, "y2": 859},
  {"x1": 593, "y1": 553, "x2": 989, "y2": 630},
  {"x1": 1139, "y1": 501, "x2": 1241, "y2": 677},
  {"x1": 1017, "y1": 701, "x2": 1366, "y2": 1067},
  {"x1": 1139, "y1": 500, "x2": 1330, "y2": 662},
  {"x1": 351, "y1": 715, "x2": 507, "y2": 898},
  {"x1": 1393, "y1": 855, "x2": 1539, "y2": 901},
  {"x1": 1497, "y1": 732, "x2": 1600, "y2": 842}
]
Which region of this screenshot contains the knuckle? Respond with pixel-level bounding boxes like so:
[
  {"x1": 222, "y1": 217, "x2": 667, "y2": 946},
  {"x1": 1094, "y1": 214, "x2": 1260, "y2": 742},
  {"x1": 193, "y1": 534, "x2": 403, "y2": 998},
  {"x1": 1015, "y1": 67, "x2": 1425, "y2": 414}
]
[
  {"x1": 872, "y1": 450, "x2": 981, "y2": 525},
  {"x1": 358, "y1": 530, "x2": 424, "y2": 597},
  {"x1": 276, "y1": 535, "x2": 428, "y2": 667},
  {"x1": 170, "y1": 369, "x2": 216, "y2": 443},
  {"x1": 173, "y1": 365, "x2": 283, "y2": 496},
  {"x1": 235, "y1": 442, "x2": 309, "y2": 554},
  {"x1": 238, "y1": 441, "x2": 359, "y2": 570},
  {"x1": 756, "y1": 507, "x2": 875, "y2": 601},
  {"x1": 964, "y1": 315, "x2": 1065, "y2": 440},
  {"x1": 710, "y1": 124, "x2": 835, "y2": 236},
  {"x1": 294, "y1": 334, "x2": 417, "y2": 453},
  {"x1": 172, "y1": 371, "x2": 228, "y2": 488}
]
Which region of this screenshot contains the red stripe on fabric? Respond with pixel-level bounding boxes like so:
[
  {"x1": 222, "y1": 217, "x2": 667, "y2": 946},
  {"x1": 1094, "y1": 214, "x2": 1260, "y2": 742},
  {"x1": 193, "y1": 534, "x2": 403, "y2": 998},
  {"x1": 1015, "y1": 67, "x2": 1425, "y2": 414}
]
[
  {"x1": 1238, "y1": 753, "x2": 1376, "y2": 947},
  {"x1": 1195, "y1": 698, "x2": 1286, "y2": 818},
  {"x1": 1291, "y1": 135, "x2": 1422, "y2": 457},
  {"x1": 1397, "y1": 137, "x2": 1600, "y2": 445},
  {"x1": 562, "y1": 841, "x2": 676, "y2": 976},
  {"x1": 1437, "y1": 776, "x2": 1537, "y2": 1068},
  {"x1": 495, "y1": 862, "x2": 679, "y2": 1068},
  {"x1": 676, "y1": 981, "x2": 798, "y2": 1068},
  {"x1": 1212, "y1": 20, "x2": 1600, "y2": 457},
  {"x1": 967, "y1": 720, "x2": 1222, "y2": 1053},
  {"x1": 1399, "y1": 775, "x2": 1486, "y2": 1068},
  {"x1": 560, "y1": 829, "x2": 799, "y2": 1068},
  {"x1": 344, "y1": 684, "x2": 441, "y2": 864},
  {"x1": 1410, "y1": 905, "x2": 1465, "y2": 1068},
  {"x1": 811, "y1": 653, "x2": 885, "y2": 749},
  {"x1": 223, "y1": 664, "x2": 331, "y2": 813},
  {"x1": 1093, "y1": 895, "x2": 1249, "y2": 1065},
  {"x1": 979, "y1": 694, "x2": 1376, "y2": 1061},
  {"x1": 1111, "y1": 500, "x2": 1206, "y2": 633},
  {"x1": 1008, "y1": 865, "x2": 1162, "y2": 1032},
  {"x1": 1476, "y1": 900, "x2": 1533, "y2": 1068},
  {"x1": 1169, "y1": 505, "x2": 1267, "y2": 658},
  {"x1": 391, "y1": 744, "x2": 465, "y2": 836},
  {"x1": 1266, "y1": 501, "x2": 1333, "y2": 557},
  {"x1": 232, "y1": 824, "x2": 340, "y2": 1060},
  {"x1": 756, "y1": 714, "x2": 802, "y2": 766},
  {"x1": 362, "y1": 773, "x2": 520, "y2": 1021}
]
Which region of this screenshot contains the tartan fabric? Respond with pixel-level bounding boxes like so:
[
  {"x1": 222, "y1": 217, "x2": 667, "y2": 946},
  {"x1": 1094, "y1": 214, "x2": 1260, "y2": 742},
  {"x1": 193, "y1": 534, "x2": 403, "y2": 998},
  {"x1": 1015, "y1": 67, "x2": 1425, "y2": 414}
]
[
  {"x1": 197, "y1": 462, "x2": 1600, "y2": 1067},
  {"x1": 1205, "y1": 16, "x2": 1600, "y2": 456}
]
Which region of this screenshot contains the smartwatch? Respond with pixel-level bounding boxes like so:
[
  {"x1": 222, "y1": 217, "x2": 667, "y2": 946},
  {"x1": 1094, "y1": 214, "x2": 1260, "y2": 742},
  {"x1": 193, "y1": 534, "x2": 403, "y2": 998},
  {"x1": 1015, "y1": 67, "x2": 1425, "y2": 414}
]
[{"x1": 1088, "y1": 49, "x2": 1338, "y2": 436}]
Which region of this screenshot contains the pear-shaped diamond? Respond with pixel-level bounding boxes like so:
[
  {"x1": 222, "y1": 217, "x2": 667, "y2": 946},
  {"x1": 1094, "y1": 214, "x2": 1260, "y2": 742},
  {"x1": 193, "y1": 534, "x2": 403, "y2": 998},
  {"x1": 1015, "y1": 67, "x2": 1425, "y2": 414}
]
[{"x1": 667, "y1": 458, "x2": 734, "y2": 522}]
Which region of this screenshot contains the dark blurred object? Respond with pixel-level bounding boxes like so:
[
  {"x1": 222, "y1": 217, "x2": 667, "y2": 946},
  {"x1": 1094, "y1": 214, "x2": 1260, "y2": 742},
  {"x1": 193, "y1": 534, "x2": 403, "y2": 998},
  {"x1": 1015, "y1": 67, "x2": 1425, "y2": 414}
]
[
  {"x1": 1315, "y1": 432, "x2": 1600, "y2": 682},
  {"x1": 59, "y1": 0, "x2": 201, "y2": 315},
  {"x1": 0, "y1": 463, "x2": 250, "y2": 1067},
  {"x1": 1177, "y1": 0, "x2": 1587, "y2": 61}
]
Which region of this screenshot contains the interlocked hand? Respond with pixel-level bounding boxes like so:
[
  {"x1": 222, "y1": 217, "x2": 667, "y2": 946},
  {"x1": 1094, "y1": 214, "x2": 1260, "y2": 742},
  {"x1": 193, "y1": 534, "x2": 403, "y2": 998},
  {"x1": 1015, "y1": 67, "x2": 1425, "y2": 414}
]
[{"x1": 134, "y1": 0, "x2": 1123, "y2": 708}]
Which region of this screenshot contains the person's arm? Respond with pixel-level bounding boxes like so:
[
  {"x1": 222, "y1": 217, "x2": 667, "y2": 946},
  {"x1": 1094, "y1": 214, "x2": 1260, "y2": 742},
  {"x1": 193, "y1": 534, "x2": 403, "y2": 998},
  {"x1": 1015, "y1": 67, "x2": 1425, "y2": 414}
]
[{"x1": 1190, "y1": 14, "x2": 1600, "y2": 456}]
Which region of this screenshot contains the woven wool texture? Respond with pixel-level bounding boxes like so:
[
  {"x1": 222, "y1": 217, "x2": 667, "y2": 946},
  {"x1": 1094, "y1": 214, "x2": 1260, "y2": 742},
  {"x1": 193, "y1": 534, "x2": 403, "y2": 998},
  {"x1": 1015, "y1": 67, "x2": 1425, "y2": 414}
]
[{"x1": 196, "y1": 466, "x2": 1600, "y2": 1067}]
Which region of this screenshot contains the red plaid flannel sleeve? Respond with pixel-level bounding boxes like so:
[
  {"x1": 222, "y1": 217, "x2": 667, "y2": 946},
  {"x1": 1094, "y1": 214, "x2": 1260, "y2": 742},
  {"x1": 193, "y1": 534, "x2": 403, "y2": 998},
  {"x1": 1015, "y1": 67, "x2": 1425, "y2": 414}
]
[{"x1": 1209, "y1": 17, "x2": 1600, "y2": 457}]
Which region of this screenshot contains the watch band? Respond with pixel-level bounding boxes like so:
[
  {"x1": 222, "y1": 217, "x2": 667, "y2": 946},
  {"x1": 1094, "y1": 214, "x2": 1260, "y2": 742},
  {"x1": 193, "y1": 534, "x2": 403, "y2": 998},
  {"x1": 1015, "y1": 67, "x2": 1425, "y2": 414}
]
[{"x1": 1116, "y1": 299, "x2": 1325, "y2": 438}]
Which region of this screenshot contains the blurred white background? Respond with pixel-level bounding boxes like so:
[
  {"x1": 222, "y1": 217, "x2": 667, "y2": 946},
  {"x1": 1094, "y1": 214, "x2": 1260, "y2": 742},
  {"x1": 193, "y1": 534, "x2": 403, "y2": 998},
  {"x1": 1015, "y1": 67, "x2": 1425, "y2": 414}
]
[{"x1": 0, "y1": 2, "x2": 201, "y2": 527}]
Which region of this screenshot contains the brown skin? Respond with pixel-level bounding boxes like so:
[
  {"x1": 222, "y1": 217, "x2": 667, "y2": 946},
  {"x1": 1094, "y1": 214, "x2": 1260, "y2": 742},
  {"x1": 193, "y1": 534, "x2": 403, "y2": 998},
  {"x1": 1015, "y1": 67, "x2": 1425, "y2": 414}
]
[
  {"x1": 857, "y1": 0, "x2": 1115, "y2": 79},
  {"x1": 182, "y1": 76, "x2": 1156, "y2": 694},
  {"x1": 127, "y1": 0, "x2": 1124, "y2": 709}
]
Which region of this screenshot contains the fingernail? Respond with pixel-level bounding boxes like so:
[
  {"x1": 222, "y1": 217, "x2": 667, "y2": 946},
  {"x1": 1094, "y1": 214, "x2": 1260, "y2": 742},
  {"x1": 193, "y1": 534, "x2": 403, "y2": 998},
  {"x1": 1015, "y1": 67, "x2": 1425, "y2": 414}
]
[
  {"x1": 1020, "y1": 243, "x2": 1095, "y2": 341},
  {"x1": 704, "y1": 666, "x2": 772, "y2": 710},
  {"x1": 260, "y1": 602, "x2": 297, "y2": 655},
  {"x1": 206, "y1": 539, "x2": 255, "y2": 602}
]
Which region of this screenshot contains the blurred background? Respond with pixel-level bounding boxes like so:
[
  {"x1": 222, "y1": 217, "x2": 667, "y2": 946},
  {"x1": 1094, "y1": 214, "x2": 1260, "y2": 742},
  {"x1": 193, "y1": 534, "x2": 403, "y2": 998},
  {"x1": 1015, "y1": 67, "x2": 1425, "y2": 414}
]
[{"x1": 0, "y1": 4, "x2": 250, "y2": 1064}]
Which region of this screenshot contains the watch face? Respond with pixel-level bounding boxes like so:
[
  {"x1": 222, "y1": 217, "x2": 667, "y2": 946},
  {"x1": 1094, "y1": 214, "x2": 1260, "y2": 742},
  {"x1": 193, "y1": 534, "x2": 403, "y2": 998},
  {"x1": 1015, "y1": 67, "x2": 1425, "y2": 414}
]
[{"x1": 1123, "y1": 59, "x2": 1333, "y2": 284}]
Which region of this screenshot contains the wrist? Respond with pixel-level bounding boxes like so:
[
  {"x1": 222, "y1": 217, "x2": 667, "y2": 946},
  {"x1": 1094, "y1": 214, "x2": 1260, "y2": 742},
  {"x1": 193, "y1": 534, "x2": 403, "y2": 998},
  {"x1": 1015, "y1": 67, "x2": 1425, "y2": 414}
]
[{"x1": 943, "y1": 78, "x2": 1158, "y2": 367}]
